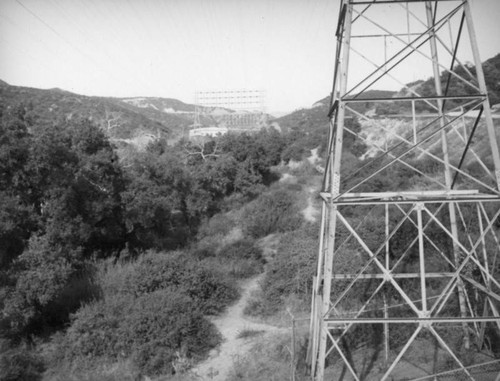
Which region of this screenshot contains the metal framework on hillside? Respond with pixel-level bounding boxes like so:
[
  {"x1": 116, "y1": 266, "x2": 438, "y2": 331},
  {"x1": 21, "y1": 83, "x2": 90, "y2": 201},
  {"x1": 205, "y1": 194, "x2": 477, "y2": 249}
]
[
  {"x1": 309, "y1": 1, "x2": 500, "y2": 380},
  {"x1": 192, "y1": 89, "x2": 266, "y2": 132}
]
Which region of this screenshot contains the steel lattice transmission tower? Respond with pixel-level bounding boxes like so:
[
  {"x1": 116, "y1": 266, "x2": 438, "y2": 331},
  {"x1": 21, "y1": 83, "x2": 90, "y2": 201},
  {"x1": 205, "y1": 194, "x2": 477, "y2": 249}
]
[{"x1": 309, "y1": 1, "x2": 500, "y2": 379}]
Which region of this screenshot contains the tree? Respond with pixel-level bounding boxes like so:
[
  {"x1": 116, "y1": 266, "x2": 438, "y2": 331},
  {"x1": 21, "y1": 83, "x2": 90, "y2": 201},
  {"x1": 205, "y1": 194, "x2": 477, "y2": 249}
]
[
  {"x1": 122, "y1": 149, "x2": 191, "y2": 250},
  {"x1": 0, "y1": 109, "x2": 36, "y2": 266},
  {"x1": 27, "y1": 119, "x2": 126, "y2": 256},
  {"x1": 1, "y1": 117, "x2": 126, "y2": 340},
  {"x1": 219, "y1": 130, "x2": 285, "y2": 179}
]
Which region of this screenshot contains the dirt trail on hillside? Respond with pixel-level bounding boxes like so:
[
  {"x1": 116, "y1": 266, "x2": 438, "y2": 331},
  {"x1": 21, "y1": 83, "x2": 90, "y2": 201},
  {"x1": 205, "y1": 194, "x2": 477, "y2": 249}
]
[
  {"x1": 189, "y1": 274, "x2": 286, "y2": 381},
  {"x1": 303, "y1": 186, "x2": 318, "y2": 223}
]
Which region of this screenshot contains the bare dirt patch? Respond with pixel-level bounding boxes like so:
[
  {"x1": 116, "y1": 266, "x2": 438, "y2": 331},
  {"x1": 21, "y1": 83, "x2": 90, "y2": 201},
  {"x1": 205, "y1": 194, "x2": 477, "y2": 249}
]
[
  {"x1": 189, "y1": 275, "x2": 286, "y2": 380},
  {"x1": 302, "y1": 186, "x2": 319, "y2": 223}
]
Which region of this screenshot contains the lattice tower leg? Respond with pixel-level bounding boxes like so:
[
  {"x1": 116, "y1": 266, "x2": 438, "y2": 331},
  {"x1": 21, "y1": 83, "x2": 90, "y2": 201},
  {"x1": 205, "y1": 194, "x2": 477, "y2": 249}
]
[{"x1": 309, "y1": 1, "x2": 500, "y2": 380}]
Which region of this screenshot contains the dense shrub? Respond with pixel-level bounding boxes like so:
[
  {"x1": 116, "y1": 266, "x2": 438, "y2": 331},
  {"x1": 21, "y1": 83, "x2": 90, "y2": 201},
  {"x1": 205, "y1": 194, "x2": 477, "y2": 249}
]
[
  {"x1": 190, "y1": 238, "x2": 218, "y2": 260},
  {"x1": 42, "y1": 358, "x2": 139, "y2": 381},
  {"x1": 58, "y1": 290, "x2": 219, "y2": 376},
  {"x1": 40, "y1": 250, "x2": 242, "y2": 377},
  {"x1": 219, "y1": 129, "x2": 285, "y2": 180},
  {"x1": 1, "y1": 116, "x2": 126, "y2": 342},
  {"x1": 242, "y1": 189, "x2": 303, "y2": 238},
  {"x1": 183, "y1": 266, "x2": 239, "y2": 314},
  {"x1": 197, "y1": 213, "x2": 235, "y2": 239},
  {"x1": 0, "y1": 237, "x2": 101, "y2": 340},
  {"x1": 50, "y1": 250, "x2": 236, "y2": 375},
  {"x1": 227, "y1": 331, "x2": 309, "y2": 381},
  {"x1": 191, "y1": 213, "x2": 236, "y2": 259},
  {"x1": 60, "y1": 298, "x2": 124, "y2": 360},
  {"x1": 108, "y1": 252, "x2": 239, "y2": 315},
  {"x1": 0, "y1": 341, "x2": 45, "y2": 381},
  {"x1": 211, "y1": 238, "x2": 266, "y2": 278},
  {"x1": 282, "y1": 144, "x2": 306, "y2": 163},
  {"x1": 246, "y1": 224, "x2": 318, "y2": 316},
  {"x1": 189, "y1": 213, "x2": 268, "y2": 279},
  {"x1": 122, "y1": 290, "x2": 219, "y2": 375},
  {"x1": 122, "y1": 151, "x2": 191, "y2": 252},
  {"x1": 218, "y1": 239, "x2": 264, "y2": 262}
]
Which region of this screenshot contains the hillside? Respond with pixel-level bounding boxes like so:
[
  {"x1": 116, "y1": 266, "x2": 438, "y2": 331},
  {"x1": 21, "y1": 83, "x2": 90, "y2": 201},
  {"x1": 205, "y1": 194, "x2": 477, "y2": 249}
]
[
  {"x1": 0, "y1": 105, "x2": 295, "y2": 380},
  {"x1": 275, "y1": 53, "x2": 500, "y2": 132},
  {"x1": 1, "y1": 55, "x2": 500, "y2": 381},
  {"x1": 0, "y1": 83, "x2": 275, "y2": 144},
  {"x1": 411, "y1": 53, "x2": 500, "y2": 105},
  {"x1": 1, "y1": 54, "x2": 499, "y2": 148},
  {"x1": 0, "y1": 82, "x2": 194, "y2": 141}
]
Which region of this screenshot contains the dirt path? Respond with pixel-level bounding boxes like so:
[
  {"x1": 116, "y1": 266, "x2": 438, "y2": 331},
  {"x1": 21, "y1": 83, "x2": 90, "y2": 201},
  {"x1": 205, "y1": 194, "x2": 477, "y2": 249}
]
[
  {"x1": 303, "y1": 186, "x2": 318, "y2": 223},
  {"x1": 189, "y1": 275, "x2": 285, "y2": 381},
  {"x1": 307, "y1": 148, "x2": 319, "y2": 165}
]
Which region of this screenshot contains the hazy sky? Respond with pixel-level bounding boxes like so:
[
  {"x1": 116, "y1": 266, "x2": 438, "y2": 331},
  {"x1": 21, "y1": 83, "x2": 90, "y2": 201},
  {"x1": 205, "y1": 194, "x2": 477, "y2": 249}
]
[{"x1": 0, "y1": 0, "x2": 499, "y2": 112}]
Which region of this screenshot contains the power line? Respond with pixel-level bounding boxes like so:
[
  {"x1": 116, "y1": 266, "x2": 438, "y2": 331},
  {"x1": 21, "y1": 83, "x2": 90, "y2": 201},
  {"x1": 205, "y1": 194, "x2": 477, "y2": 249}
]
[
  {"x1": 14, "y1": 0, "x2": 90, "y2": 61},
  {"x1": 51, "y1": 0, "x2": 147, "y2": 93},
  {"x1": 13, "y1": 0, "x2": 136, "y2": 93}
]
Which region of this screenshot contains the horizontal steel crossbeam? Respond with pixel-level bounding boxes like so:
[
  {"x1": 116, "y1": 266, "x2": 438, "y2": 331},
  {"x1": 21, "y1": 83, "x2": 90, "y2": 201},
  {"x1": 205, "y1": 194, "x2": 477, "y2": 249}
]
[
  {"x1": 326, "y1": 317, "x2": 500, "y2": 325},
  {"x1": 350, "y1": 0, "x2": 461, "y2": 4},
  {"x1": 341, "y1": 94, "x2": 487, "y2": 103},
  {"x1": 330, "y1": 272, "x2": 455, "y2": 279},
  {"x1": 310, "y1": 1, "x2": 500, "y2": 379},
  {"x1": 319, "y1": 193, "x2": 500, "y2": 205}
]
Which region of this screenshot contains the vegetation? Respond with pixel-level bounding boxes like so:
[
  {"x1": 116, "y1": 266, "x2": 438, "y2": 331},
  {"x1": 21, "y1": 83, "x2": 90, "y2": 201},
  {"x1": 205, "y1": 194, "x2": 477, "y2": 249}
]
[
  {"x1": 47, "y1": 252, "x2": 233, "y2": 376},
  {"x1": 245, "y1": 223, "x2": 318, "y2": 317},
  {"x1": 0, "y1": 103, "x2": 289, "y2": 379},
  {"x1": 0, "y1": 82, "x2": 190, "y2": 140},
  {"x1": 227, "y1": 330, "x2": 309, "y2": 381},
  {"x1": 1, "y1": 53, "x2": 500, "y2": 379},
  {"x1": 242, "y1": 189, "x2": 303, "y2": 238}
]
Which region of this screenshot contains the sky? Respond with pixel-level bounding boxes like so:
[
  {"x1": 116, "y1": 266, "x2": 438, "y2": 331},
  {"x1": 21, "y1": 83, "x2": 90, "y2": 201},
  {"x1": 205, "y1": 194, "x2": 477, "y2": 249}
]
[{"x1": 0, "y1": 0, "x2": 499, "y2": 113}]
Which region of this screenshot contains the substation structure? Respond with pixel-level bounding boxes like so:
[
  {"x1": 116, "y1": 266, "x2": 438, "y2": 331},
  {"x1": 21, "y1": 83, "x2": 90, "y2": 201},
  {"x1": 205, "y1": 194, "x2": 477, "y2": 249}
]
[
  {"x1": 190, "y1": 89, "x2": 266, "y2": 137},
  {"x1": 309, "y1": 1, "x2": 500, "y2": 380}
]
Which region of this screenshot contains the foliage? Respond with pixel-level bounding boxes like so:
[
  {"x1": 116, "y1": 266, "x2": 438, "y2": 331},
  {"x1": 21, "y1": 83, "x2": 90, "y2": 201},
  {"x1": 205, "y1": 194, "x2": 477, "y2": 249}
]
[
  {"x1": 1, "y1": 239, "x2": 102, "y2": 341},
  {"x1": 122, "y1": 150, "x2": 191, "y2": 251},
  {"x1": 214, "y1": 238, "x2": 266, "y2": 278},
  {"x1": 0, "y1": 109, "x2": 36, "y2": 267},
  {"x1": 282, "y1": 142, "x2": 307, "y2": 163},
  {"x1": 124, "y1": 291, "x2": 219, "y2": 375},
  {"x1": 246, "y1": 224, "x2": 318, "y2": 316},
  {"x1": 0, "y1": 192, "x2": 34, "y2": 268},
  {"x1": 342, "y1": 118, "x2": 367, "y2": 157},
  {"x1": 42, "y1": 358, "x2": 139, "y2": 381},
  {"x1": 219, "y1": 128, "x2": 285, "y2": 181},
  {"x1": 48, "y1": 250, "x2": 236, "y2": 376},
  {"x1": 57, "y1": 290, "x2": 219, "y2": 376},
  {"x1": 2, "y1": 53, "x2": 499, "y2": 378},
  {"x1": 169, "y1": 129, "x2": 285, "y2": 229},
  {"x1": 275, "y1": 109, "x2": 367, "y2": 164},
  {"x1": 242, "y1": 189, "x2": 303, "y2": 238},
  {"x1": 0, "y1": 114, "x2": 126, "y2": 260},
  {"x1": 0, "y1": 113, "x2": 125, "y2": 341},
  {"x1": 197, "y1": 213, "x2": 235, "y2": 239},
  {"x1": 101, "y1": 251, "x2": 239, "y2": 315},
  {"x1": 1, "y1": 109, "x2": 286, "y2": 363},
  {"x1": 218, "y1": 239, "x2": 264, "y2": 262},
  {"x1": 0, "y1": 83, "x2": 182, "y2": 140},
  {"x1": 34, "y1": 120, "x2": 126, "y2": 256},
  {"x1": 0, "y1": 341, "x2": 45, "y2": 381},
  {"x1": 227, "y1": 331, "x2": 309, "y2": 381},
  {"x1": 190, "y1": 213, "x2": 266, "y2": 278}
]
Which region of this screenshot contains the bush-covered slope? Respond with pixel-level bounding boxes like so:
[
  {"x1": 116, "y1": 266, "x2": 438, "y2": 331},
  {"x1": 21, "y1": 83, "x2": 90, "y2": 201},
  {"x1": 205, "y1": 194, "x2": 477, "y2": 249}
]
[
  {"x1": 274, "y1": 54, "x2": 500, "y2": 132},
  {"x1": 0, "y1": 82, "x2": 193, "y2": 140},
  {"x1": 0, "y1": 101, "x2": 302, "y2": 379}
]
